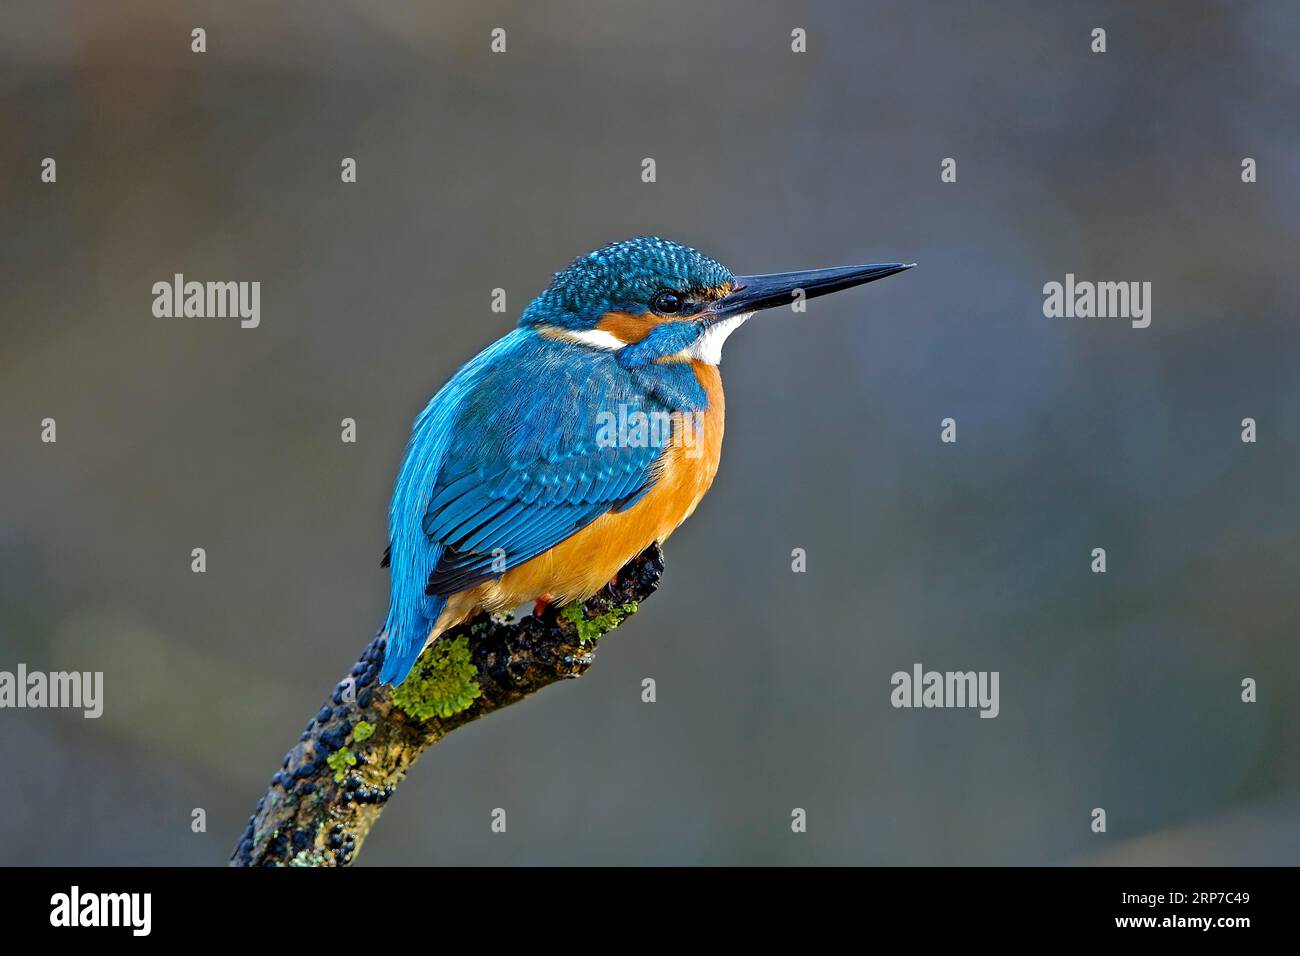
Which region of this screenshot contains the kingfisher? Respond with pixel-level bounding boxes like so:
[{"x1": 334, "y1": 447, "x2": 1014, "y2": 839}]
[{"x1": 379, "y1": 237, "x2": 913, "y2": 685}]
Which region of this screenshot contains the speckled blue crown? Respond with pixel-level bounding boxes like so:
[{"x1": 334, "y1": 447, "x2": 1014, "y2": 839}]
[{"x1": 520, "y1": 236, "x2": 734, "y2": 328}]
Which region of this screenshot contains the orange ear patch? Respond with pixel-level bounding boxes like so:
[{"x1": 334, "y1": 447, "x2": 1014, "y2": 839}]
[
  {"x1": 595, "y1": 310, "x2": 670, "y2": 344},
  {"x1": 596, "y1": 283, "x2": 732, "y2": 344}
]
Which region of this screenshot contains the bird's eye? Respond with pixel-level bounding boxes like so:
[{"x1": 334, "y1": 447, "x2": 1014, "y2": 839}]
[{"x1": 651, "y1": 290, "x2": 683, "y2": 315}]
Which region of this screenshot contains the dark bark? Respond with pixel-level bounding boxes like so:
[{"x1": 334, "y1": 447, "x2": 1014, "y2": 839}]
[{"x1": 230, "y1": 544, "x2": 665, "y2": 867}]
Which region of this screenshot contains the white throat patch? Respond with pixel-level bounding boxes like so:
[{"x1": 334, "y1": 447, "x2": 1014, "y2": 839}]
[{"x1": 684, "y1": 312, "x2": 753, "y2": 365}]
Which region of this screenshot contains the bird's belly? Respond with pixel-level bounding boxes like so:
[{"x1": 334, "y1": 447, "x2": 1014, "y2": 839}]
[{"x1": 439, "y1": 361, "x2": 725, "y2": 626}]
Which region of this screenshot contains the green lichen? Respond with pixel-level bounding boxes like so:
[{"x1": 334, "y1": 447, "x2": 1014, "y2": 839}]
[
  {"x1": 289, "y1": 849, "x2": 328, "y2": 867},
  {"x1": 560, "y1": 600, "x2": 639, "y2": 645},
  {"x1": 390, "y1": 636, "x2": 482, "y2": 720},
  {"x1": 326, "y1": 747, "x2": 356, "y2": 782},
  {"x1": 352, "y1": 720, "x2": 375, "y2": 743}
]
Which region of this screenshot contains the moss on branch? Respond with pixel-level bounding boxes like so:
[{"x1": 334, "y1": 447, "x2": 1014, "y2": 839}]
[{"x1": 231, "y1": 543, "x2": 665, "y2": 867}]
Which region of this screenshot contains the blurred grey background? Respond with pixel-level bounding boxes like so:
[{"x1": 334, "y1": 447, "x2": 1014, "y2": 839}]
[{"x1": 2, "y1": 0, "x2": 1298, "y2": 865}]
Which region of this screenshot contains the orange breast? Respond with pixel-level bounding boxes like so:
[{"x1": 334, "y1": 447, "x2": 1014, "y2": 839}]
[{"x1": 434, "y1": 361, "x2": 725, "y2": 630}]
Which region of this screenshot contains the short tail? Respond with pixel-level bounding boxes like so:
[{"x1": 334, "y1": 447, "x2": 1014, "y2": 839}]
[
  {"x1": 379, "y1": 595, "x2": 447, "y2": 686},
  {"x1": 378, "y1": 628, "x2": 423, "y2": 686}
]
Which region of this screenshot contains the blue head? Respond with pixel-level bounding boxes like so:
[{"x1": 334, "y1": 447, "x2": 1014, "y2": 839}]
[
  {"x1": 521, "y1": 237, "x2": 734, "y2": 329},
  {"x1": 520, "y1": 236, "x2": 914, "y2": 367}
]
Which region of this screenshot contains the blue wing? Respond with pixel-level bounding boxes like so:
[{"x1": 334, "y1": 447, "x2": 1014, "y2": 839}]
[
  {"x1": 380, "y1": 329, "x2": 693, "y2": 685},
  {"x1": 420, "y1": 369, "x2": 665, "y2": 596}
]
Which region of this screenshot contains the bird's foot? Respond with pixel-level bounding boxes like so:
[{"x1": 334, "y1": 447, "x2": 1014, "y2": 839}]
[{"x1": 533, "y1": 593, "x2": 557, "y2": 617}]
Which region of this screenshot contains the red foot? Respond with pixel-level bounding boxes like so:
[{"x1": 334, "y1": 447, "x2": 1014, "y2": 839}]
[{"x1": 533, "y1": 593, "x2": 556, "y2": 617}]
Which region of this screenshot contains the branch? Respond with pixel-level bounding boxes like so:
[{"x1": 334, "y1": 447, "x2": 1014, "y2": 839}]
[{"x1": 230, "y1": 543, "x2": 664, "y2": 866}]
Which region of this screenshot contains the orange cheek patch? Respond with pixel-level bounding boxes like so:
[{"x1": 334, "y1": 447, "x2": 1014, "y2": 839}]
[
  {"x1": 598, "y1": 283, "x2": 733, "y2": 344},
  {"x1": 596, "y1": 310, "x2": 670, "y2": 344}
]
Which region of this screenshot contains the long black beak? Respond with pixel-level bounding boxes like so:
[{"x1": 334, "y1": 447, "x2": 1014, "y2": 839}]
[{"x1": 710, "y1": 262, "x2": 915, "y2": 320}]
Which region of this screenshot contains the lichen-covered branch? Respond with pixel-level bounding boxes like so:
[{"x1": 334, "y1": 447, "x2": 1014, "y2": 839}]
[{"x1": 230, "y1": 544, "x2": 665, "y2": 867}]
